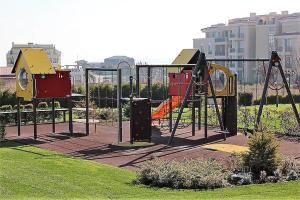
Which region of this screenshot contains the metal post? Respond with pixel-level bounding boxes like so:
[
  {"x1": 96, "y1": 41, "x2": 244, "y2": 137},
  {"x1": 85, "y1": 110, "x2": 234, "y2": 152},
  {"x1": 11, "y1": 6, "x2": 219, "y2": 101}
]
[
  {"x1": 204, "y1": 91, "x2": 208, "y2": 139},
  {"x1": 169, "y1": 96, "x2": 172, "y2": 132},
  {"x1": 198, "y1": 96, "x2": 201, "y2": 130},
  {"x1": 33, "y1": 98, "x2": 37, "y2": 140},
  {"x1": 68, "y1": 96, "x2": 73, "y2": 136},
  {"x1": 17, "y1": 97, "x2": 21, "y2": 136},
  {"x1": 51, "y1": 98, "x2": 55, "y2": 133},
  {"x1": 256, "y1": 53, "x2": 277, "y2": 129},
  {"x1": 129, "y1": 76, "x2": 134, "y2": 144},
  {"x1": 117, "y1": 68, "x2": 122, "y2": 143},
  {"x1": 136, "y1": 66, "x2": 140, "y2": 97},
  {"x1": 85, "y1": 69, "x2": 89, "y2": 136},
  {"x1": 147, "y1": 66, "x2": 151, "y2": 98},
  {"x1": 192, "y1": 83, "x2": 196, "y2": 136}
]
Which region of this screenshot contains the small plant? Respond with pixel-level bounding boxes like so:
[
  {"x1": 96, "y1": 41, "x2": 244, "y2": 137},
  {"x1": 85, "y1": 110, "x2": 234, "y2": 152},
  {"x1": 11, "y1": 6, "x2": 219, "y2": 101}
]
[
  {"x1": 37, "y1": 102, "x2": 48, "y2": 109},
  {"x1": 243, "y1": 132, "x2": 281, "y2": 178},
  {"x1": 123, "y1": 103, "x2": 130, "y2": 119},
  {"x1": 24, "y1": 104, "x2": 33, "y2": 110},
  {"x1": 13, "y1": 104, "x2": 25, "y2": 110},
  {"x1": 279, "y1": 156, "x2": 300, "y2": 177},
  {"x1": 0, "y1": 105, "x2": 13, "y2": 111},
  {"x1": 49, "y1": 101, "x2": 61, "y2": 108},
  {"x1": 0, "y1": 119, "x2": 6, "y2": 142},
  {"x1": 238, "y1": 92, "x2": 253, "y2": 106},
  {"x1": 225, "y1": 153, "x2": 245, "y2": 173},
  {"x1": 228, "y1": 172, "x2": 252, "y2": 185}
]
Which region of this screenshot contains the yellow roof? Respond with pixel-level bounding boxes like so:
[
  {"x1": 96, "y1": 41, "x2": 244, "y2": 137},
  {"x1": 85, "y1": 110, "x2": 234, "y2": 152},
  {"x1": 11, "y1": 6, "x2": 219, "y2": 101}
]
[
  {"x1": 12, "y1": 48, "x2": 55, "y2": 74},
  {"x1": 172, "y1": 49, "x2": 199, "y2": 64}
]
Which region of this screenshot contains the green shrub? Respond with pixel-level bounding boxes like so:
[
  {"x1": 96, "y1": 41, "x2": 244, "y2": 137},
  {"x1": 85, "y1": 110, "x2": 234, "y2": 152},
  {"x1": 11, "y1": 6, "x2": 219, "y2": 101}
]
[
  {"x1": 37, "y1": 102, "x2": 48, "y2": 109},
  {"x1": 49, "y1": 101, "x2": 61, "y2": 108},
  {"x1": 0, "y1": 120, "x2": 6, "y2": 142},
  {"x1": 243, "y1": 132, "x2": 281, "y2": 178},
  {"x1": 97, "y1": 109, "x2": 116, "y2": 121},
  {"x1": 0, "y1": 105, "x2": 13, "y2": 111},
  {"x1": 225, "y1": 153, "x2": 246, "y2": 173},
  {"x1": 279, "y1": 156, "x2": 300, "y2": 177},
  {"x1": 123, "y1": 103, "x2": 130, "y2": 118},
  {"x1": 253, "y1": 94, "x2": 300, "y2": 105},
  {"x1": 238, "y1": 92, "x2": 253, "y2": 106},
  {"x1": 0, "y1": 90, "x2": 17, "y2": 107},
  {"x1": 54, "y1": 101, "x2": 61, "y2": 108},
  {"x1": 24, "y1": 104, "x2": 33, "y2": 110},
  {"x1": 13, "y1": 105, "x2": 25, "y2": 110},
  {"x1": 136, "y1": 159, "x2": 230, "y2": 189}
]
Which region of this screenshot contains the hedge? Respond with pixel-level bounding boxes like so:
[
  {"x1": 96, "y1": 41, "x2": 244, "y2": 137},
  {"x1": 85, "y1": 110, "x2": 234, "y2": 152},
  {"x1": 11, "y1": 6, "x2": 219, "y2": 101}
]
[
  {"x1": 253, "y1": 94, "x2": 300, "y2": 105},
  {"x1": 239, "y1": 93, "x2": 253, "y2": 106}
]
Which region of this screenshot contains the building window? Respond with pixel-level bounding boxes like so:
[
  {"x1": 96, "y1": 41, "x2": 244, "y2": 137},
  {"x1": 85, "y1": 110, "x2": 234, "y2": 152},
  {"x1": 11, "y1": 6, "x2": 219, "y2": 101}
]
[
  {"x1": 285, "y1": 39, "x2": 292, "y2": 51},
  {"x1": 285, "y1": 56, "x2": 292, "y2": 68},
  {"x1": 208, "y1": 44, "x2": 212, "y2": 54},
  {"x1": 268, "y1": 34, "x2": 275, "y2": 49}
]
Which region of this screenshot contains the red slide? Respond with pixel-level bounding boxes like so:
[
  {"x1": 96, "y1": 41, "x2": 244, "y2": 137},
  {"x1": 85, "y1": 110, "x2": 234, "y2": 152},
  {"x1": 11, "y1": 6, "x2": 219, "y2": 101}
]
[{"x1": 152, "y1": 96, "x2": 183, "y2": 120}]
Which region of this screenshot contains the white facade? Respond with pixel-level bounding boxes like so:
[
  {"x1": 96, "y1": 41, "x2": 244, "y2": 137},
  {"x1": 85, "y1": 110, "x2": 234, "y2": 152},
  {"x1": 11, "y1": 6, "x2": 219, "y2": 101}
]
[
  {"x1": 6, "y1": 42, "x2": 61, "y2": 68},
  {"x1": 193, "y1": 11, "x2": 300, "y2": 84}
]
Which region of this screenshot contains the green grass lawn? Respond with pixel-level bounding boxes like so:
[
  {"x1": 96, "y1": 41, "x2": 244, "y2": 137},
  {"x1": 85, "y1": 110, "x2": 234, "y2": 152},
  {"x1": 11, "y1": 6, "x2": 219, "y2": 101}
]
[{"x1": 1, "y1": 141, "x2": 299, "y2": 199}]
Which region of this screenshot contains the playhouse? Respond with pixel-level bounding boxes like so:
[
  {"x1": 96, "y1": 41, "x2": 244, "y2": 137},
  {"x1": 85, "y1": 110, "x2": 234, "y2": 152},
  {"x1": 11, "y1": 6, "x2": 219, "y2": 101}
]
[{"x1": 11, "y1": 48, "x2": 71, "y2": 101}]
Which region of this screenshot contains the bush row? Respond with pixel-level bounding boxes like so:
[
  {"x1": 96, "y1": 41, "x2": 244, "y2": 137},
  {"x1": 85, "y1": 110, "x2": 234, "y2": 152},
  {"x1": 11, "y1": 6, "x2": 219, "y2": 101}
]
[
  {"x1": 0, "y1": 101, "x2": 61, "y2": 111},
  {"x1": 136, "y1": 132, "x2": 300, "y2": 189},
  {"x1": 239, "y1": 92, "x2": 300, "y2": 106}
]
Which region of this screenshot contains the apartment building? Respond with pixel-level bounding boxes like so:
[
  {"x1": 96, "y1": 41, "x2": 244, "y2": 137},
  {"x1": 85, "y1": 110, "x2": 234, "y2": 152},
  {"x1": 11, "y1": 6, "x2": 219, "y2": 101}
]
[
  {"x1": 193, "y1": 11, "x2": 300, "y2": 84},
  {"x1": 6, "y1": 42, "x2": 61, "y2": 68}
]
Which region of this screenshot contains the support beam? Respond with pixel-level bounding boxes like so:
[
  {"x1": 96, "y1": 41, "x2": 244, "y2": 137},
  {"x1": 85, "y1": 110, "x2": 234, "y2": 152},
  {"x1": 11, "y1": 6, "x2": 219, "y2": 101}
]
[
  {"x1": 147, "y1": 66, "x2": 151, "y2": 98},
  {"x1": 117, "y1": 68, "x2": 122, "y2": 143},
  {"x1": 33, "y1": 98, "x2": 37, "y2": 140},
  {"x1": 51, "y1": 98, "x2": 55, "y2": 133},
  {"x1": 17, "y1": 97, "x2": 21, "y2": 136},
  {"x1": 169, "y1": 96, "x2": 172, "y2": 132},
  {"x1": 85, "y1": 69, "x2": 89, "y2": 136},
  {"x1": 204, "y1": 89, "x2": 208, "y2": 138},
  {"x1": 136, "y1": 67, "x2": 140, "y2": 97},
  {"x1": 198, "y1": 97, "x2": 201, "y2": 130},
  {"x1": 192, "y1": 83, "x2": 196, "y2": 136},
  {"x1": 129, "y1": 76, "x2": 134, "y2": 144},
  {"x1": 68, "y1": 96, "x2": 73, "y2": 136}
]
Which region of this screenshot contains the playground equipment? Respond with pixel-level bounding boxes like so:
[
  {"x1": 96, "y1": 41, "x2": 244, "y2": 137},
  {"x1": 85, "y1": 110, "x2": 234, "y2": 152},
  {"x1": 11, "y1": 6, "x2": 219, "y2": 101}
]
[
  {"x1": 11, "y1": 48, "x2": 73, "y2": 139},
  {"x1": 10, "y1": 48, "x2": 299, "y2": 145},
  {"x1": 135, "y1": 49, "x2": 240, "y2": 145}
]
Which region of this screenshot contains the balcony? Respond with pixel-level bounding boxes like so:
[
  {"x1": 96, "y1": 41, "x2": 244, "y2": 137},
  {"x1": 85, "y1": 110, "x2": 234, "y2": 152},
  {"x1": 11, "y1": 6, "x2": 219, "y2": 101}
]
[
  {"x1": 215, "y1": 37, "x2": 226, "y2": 43},
  {"x1": 285, "y1": 46, "x2": 293, "y2": 52},
  {"x1": 277, "y1": 46, "x2": 283, "y2": 52},
  {"x1": 238, "y1": 48, "x2": 244, "y2": 53},
  {"x1": 229, "y1": 33, "x2": 244, "y2": 40}
]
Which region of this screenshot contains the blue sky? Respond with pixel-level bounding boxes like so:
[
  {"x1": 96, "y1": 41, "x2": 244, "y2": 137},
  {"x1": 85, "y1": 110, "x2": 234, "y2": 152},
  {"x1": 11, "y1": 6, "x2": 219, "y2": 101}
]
[{"x1": 0, "y1": 0, "x2": 298, "y2": 65}]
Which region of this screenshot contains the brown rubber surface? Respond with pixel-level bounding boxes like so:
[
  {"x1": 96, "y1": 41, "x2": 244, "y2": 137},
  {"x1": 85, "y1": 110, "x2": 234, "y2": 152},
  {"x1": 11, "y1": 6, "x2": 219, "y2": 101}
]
[{"x1": 5, "y1": 122, "x2": 300, "y2": 171}]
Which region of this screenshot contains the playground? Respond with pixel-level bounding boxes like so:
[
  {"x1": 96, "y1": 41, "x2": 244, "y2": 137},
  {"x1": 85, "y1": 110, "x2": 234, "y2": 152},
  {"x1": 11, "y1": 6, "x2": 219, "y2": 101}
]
[{"x1": 1, "y1": 48, "x2": 300, "y2": 198}]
